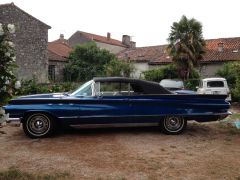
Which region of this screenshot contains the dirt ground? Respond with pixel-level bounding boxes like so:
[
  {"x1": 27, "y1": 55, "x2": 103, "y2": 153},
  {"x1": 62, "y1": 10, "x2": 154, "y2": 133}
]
[{"x1": 0, "y1": 108, "x2": 239, "y2": 180}]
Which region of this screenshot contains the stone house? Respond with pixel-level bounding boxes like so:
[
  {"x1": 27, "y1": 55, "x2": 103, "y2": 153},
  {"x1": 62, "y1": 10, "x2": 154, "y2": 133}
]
[
  {"x1": 68, "y1": 31, "x2": 135, "y2": 54},
  {"x1": 0, "y1": 3, "x2": 51, "y2": 83},
  {"x1": 118, "y1": 37, "x2": 240, "y2": 78},
  {"x1": 48, "y1": 34, "x2": 72, "y2": 82}
]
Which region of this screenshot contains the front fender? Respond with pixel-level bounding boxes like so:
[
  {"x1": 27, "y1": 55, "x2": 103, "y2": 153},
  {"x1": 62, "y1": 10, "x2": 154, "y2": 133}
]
[{"x1": 22, "y1": 110, "x2": 57, "y2": 122}]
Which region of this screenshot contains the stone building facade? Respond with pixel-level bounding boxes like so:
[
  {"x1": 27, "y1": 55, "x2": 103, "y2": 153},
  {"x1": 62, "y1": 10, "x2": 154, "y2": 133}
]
[
  {"x1": 0, "y1": 3, "x2": 50, "y2": 83},
  {"x1": 68, "y1": 31, "x2": 135, "y2": 54},
  {"x1": 118, "y1": 37, "x2": 240, "y2": 78}
]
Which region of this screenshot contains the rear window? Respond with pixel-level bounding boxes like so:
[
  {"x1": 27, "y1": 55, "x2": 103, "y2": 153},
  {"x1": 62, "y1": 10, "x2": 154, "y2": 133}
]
[{"x1": 207, "y1": 81, "x2": 224, "y2": 88}]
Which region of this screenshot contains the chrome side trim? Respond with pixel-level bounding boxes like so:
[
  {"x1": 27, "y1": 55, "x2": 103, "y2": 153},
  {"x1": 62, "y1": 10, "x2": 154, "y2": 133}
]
[
  {"x1": 70, "y1": 123, "x2": 158, "y2": 128},
  {"x1": 58, "y1": 112, "x2": 231, "y2": 119},
  {"x1": 58, "y1": 114, "x2": 163, "y2": 119}
]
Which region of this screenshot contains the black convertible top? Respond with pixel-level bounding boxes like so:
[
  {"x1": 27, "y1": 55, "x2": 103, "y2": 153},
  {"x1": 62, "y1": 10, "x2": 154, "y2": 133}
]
[{"x1": 93, "y1": 77, "x2": 172, "y2": 94}]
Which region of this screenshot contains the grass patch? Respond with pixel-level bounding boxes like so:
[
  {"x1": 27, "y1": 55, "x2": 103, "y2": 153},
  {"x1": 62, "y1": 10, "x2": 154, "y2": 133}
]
[
  {"x1": 229, "y1": 113, "x2": 240, "y2": 120},
  {"x1": 0, "y1": 167, "x2": 71, "y2": 180}
]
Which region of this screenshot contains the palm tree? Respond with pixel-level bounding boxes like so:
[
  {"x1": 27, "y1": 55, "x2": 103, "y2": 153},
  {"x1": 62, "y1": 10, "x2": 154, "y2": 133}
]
[{"x1": 167, "y1": 15, "x2": 206, "y2": 81}]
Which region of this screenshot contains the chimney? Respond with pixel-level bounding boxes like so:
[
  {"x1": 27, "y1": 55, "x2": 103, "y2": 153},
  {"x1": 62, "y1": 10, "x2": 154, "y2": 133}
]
[
  {"x1": 60, "y1": 34, "x2": 64, "y2": 40},
  {"x1": 218, "y1": 42, "x2": 224, "y2": 52},
  {"x1": 130, "y1": 41, "x2": 136, "y2": 48},
  {"x1": 122, "y1": 35, "x2": 131, "y2": 47},
  {"x1": 107, "y1": 32, "x2": 111, "y2": 40}
]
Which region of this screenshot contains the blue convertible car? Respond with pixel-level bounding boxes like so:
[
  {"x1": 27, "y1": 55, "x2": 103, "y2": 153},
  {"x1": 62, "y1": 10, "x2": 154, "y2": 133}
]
[{"x1": 4, "y1": 77, "x2": 231, "y2": 138}]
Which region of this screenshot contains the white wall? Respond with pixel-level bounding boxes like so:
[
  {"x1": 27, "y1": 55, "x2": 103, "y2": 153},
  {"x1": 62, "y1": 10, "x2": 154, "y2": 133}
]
[
  {"x1": 200, "y1": 63, "x2": 225, "y2": 78},
  {"x1": 132, "y1": 62, "x2": 149, "y2": 78},
  {"x1": 96, "y1": 42, "x2": 126, "y2": 54}
]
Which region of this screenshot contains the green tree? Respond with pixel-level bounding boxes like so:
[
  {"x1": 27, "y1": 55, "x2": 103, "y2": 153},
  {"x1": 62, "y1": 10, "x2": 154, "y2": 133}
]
[
  {"x1": 167, "y1": 15, "x2": 206, "y2": 81},
  {"x1": 64, "y1": 42, "x2": 134, "y2": 81},
  {"x1": 216, "y1": 62, "x2": 240, "y2": 102},
  {"x1": 0, "y1": 23, "x2": 16, "y2": 106},
  {"x1": 216, "y1": 62, "x2": 238, "y2": 89},
  {"x1": 64, "y1": 42, "x2": 115, "y2": 81},
  {"x1": 104, "y1": 58, "x2": 134, "y2": 77}
]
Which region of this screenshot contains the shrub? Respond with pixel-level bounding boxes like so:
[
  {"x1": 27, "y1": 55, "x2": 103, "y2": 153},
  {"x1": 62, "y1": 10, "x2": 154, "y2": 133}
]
[
  {"x1": 15, "y1": 79, "x2": 80, "y2": 96},
  {"x1": 143, "y1": 64, "x2": 178, "y2": 82},
  {"x1": 143, "y1": 64, "x2": 200, "y2": 90},
  {"x1": 0, "y1": 23, "x2": 17, "y2": 106},
  {"x1": 216, "y1": 62, "x2": 240, "y2": 102},
  {"x1": 216, "y1": 62, "x2": 238, "y2": 89}
]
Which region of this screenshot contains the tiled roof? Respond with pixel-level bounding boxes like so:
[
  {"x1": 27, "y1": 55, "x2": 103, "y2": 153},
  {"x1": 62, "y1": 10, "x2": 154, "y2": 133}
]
[
  {"x1": 0, "y1": 3, "x2": 51, "y2": 29},
  {"x1": 48, "y1": 50, "x2": 66, "y2": 62},
  {"x1": 202, "y1": 37, "x2": 240, "y2": 63},
  {"x1": 52, "y1": 38, "x2": 69, "y2": 45},
  {"x1": 117, "y1": 45, "x2": 171, "y2": 64},
  {"x1": 118, "y1": 37, "x2": 240, "y2": 64},
  {"x1": 48, "y1": 41, "x2": 72, "y2": 62},
  {"x1": 77, "y1": 31, "x2": 127, "y2": 47}
]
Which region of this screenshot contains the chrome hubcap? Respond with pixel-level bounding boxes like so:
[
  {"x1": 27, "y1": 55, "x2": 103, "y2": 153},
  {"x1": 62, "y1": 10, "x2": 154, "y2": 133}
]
[
  {"x1": 28, "y1": 115, "x2": 50, "y2": 135},
  {"x1": 165, "y1": 116, "x2": 182, "y2": 131}
]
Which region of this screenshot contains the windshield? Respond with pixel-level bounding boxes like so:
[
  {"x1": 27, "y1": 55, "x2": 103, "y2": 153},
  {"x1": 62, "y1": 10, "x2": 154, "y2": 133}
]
[
  {"x1": 160, "y1": 79, "x2": 184, "y2": 88},
  {"x1": 70, "y1": 80, "x2": 93, "y2": 96}
]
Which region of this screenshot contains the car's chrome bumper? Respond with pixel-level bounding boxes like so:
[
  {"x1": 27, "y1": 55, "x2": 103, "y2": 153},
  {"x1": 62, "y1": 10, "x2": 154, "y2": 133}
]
[
  {"x1": 6, "y1": 117, "x2": 21, "y2": 126},
  {"x1": 219, "y1": 111, "x2": 232, "y2": 120}
]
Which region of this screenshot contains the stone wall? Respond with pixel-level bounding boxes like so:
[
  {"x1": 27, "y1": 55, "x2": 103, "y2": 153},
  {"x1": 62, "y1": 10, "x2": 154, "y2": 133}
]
[
  {"x1": 0, "y1": 4, "x2": 50, "y2": 83},
  {"x1": 68, "y1": 32, "x2": 91, "y2": 47}
]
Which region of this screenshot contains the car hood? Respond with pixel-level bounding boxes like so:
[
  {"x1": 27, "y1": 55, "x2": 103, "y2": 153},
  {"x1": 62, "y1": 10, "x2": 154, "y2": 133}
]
[{"x1": 17, "y1": 93, "x2": 67, "y2": 99}]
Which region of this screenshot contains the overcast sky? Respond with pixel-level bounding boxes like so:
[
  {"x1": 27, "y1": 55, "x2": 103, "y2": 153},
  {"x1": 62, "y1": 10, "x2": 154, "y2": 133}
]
[{"x1": 1, "y1": 0, "x2": 240, "y2": 47}]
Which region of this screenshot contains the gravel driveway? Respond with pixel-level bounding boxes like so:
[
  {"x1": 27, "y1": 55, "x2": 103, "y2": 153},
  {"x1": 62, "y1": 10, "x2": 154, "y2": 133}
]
[{"x1": 0, "y1": 112, "x2": 239, "y2": 179}]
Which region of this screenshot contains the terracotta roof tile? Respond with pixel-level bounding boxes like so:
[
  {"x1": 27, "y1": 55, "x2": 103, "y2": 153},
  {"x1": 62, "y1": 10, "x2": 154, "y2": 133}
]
[
  {"x1": 48, "y1": 50, "x2": 67, "y2": 62},
  {"x1": 78, "y1": 31, "x2": 127, "y2": 47},
  {"x1": 118, "y1": 37, "x2": 240, "y2": 64},
  {"x1": 48, "y1": 41, "x2": 72, "y2": 62},
  {"x1": 202, "y1": 37, "x2": 240, "y2": 62},
  {"x1": 118, "y1": 45, "x2": 171, "y2": 64}
]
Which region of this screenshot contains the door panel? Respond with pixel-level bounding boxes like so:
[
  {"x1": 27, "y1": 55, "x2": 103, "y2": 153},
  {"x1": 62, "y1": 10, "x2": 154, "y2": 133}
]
[{"x1": 66, "y1": 96, "x2": 131, "y2": 125}]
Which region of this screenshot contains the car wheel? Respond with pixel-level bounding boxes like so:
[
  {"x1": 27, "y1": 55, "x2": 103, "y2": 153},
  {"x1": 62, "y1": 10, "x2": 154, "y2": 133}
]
[
  {"x1": 23, "y1": 113, "x2": 55, "y2": 138},
  {"x1": 160, "y1": 116, "x2": 187, "y2": 135}
]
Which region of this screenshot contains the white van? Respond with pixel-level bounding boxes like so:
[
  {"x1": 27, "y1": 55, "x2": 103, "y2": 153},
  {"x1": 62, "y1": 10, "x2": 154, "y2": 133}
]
[{"x1": 197, "y1": 78, "x2": 231, "y2": 101}]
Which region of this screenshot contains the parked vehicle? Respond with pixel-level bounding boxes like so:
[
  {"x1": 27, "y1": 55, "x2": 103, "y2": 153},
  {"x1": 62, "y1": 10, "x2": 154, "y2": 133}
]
[
  {"x1": 160, "y1": 79, "x2": 184, "y2": 91},
  {"x1": 197, "y1": 78, "x2": 231, "y2": 101},
  {"x1": 4, "y1": 77, "x2": 231, "y2": 138},
  {"x1": 160, "y1": 79, "x2": 196, "y2": 94}
]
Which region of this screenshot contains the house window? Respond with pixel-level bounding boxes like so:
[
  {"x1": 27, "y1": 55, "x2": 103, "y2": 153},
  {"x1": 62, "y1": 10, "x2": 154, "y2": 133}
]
[{"x1": 48, "y1": 65, "x2": 55, "y2": 81}]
